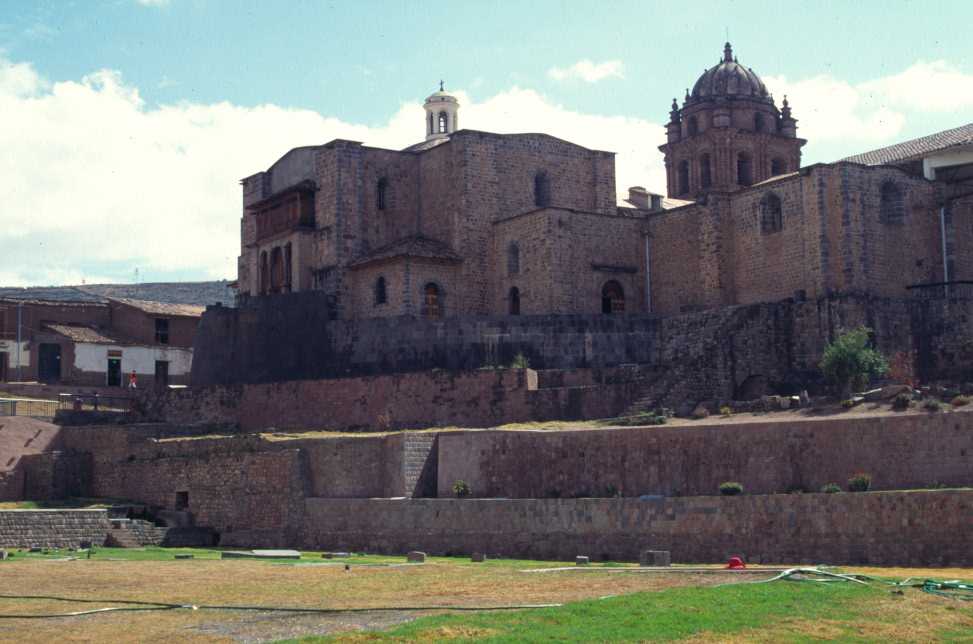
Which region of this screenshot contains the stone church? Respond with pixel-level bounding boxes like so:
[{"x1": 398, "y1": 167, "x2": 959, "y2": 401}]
[{"x1": 236, "y1": 43, "x2": 973, "y2": 318}]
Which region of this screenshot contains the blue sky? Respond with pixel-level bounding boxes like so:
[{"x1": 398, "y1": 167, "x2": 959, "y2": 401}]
[{"x1": 1, "y1": 0, "x2": 972, "y2": 285}]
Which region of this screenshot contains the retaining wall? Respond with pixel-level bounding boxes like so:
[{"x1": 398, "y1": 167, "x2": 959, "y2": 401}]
[
  {"x1": 300, "y1": 490, "x2": 973, "y2": 566},
  {"x1": 0, "y1": 509, "x2": 110, "y2": 549},
  {"x1": 436, "y1": 411, "x2": 973, "y2": 498}
]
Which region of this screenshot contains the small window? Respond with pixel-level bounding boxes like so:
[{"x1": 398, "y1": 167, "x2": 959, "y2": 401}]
[
  {"x1": 374, "y1": 276, "x2": 387, "y2": 305},
  {"x1": 377, "y1": 178, "x2": 388, "y2": 210},
  {"x1": 601, "y1": 281, "x2": 625, "y2": 314},
  {"x1": 737, "y1": 152, "x2": 753, "y2": 186},
  {"x1": 700, "y1": 154, "x2": 712, "y2": 189},
  {"x1": 427, "y1": 112, "x2": 434, "y2": 136},
  {"x1": 678, "y1": 160, "x2": 690, "y2": 195},
  {"x1": 422, "y1": 283, "x2": 442, "y2": 319},
  {"x1": 760, "y1": 192, "x2": 783, "y2": 234},
  {"x1": 771, "y1": 158, "x2": 787, "y2": 176},
  {"x1": 880, "y1": 181, "x2": 904, "y2": 224},
  {"x1": 438, "y1": 111, "x2": 448, "y2": 133},
  {"x1": 533, "y1": 171, "x2": 550, "y2": 207},
  {"x1": 754, "y1": 112, "x2": 765, "y2": 132},
  {"x1": 284, "y1": 242, "x2": 293, "y2": 292},
  {"x1": 507, "y1": 242, "x2": 520, "y2": 275},
  {"x1": 175, "y1": 491, "x2": 189, "y2": 510},
  {"x1": 154, "y1": 318, "x2": 170, "y2": 345},
  {"x1": 509, "y1": 287, "x2": 521, "y2": 315},
  {"x1": 688, "y1": 115, "x2": 698, "y2": 136}
]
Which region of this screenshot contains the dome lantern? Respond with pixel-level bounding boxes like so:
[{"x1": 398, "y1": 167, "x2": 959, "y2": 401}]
[{"x1": 423, "y1": 81, "x2": 460, "y2": 142}]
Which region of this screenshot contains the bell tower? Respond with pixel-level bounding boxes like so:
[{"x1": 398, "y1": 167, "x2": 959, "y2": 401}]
[
  {"x1": 423, "y1": 81, "x2": 460, "y2": 141},
  {"x1": 659, "y1": 43, "x2": 805, "y2": 199}
]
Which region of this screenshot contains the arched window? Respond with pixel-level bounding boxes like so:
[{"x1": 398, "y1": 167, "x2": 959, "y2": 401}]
[
  {"x1": 259, "y1": 251, "x2": 269, "y2": 295},
  {"x1": 438, "y1": 111, "x2": 448, "y2": 133},
  {"x1": 507, "y1": 242, "x2": 520, "y2": 275},
  {"x1": 678, "y1": 161, "x2": 689, "y2": 195},
  {"x1": 377, "y1": 178, "x2": 388, "y2": 211},
  {"x1": 688, "y1": 115, "x2": 699, "y2": 136},
  {"x1": 754, "y1": 112, "x2": 765, "y2": 132},
  {"x1": 771, "y1": 158, "x2": 787, "y2": 176},
  {"x1": 737, "y1": 152, "x2": 753, "y2": 186},
  {"x1": 760, "y1": 193, "x2": 783, "y2": 234},
  {"x1": 601, "y1": 280, "x2": 625, "y2": 314},
  {"x1": 700, "y1": 154, "x2": 712, "y2": 189},
  {"x1": 534, "y1": 171, "x2": 550, "y2": 207},
  {"x1": 509, "y1": 287, "x2": 521, "y2": 315},
  {"x1": 421, "y1": 282, "x2": 442, "y2": 319},
  {"x1": 374, "y1": 276, "x2": 387, "y2": 305},
  {"x1": 427, "y1": 112, "x2": 433, "y2": 136},
  {"x1": 880, "y1": 181, "x2": 904, "y2": 224}
]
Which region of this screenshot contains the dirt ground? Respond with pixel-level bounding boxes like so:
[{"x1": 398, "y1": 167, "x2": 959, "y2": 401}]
[{"x1": 1, "y1": 558, "x2": 970, "y2": 643}]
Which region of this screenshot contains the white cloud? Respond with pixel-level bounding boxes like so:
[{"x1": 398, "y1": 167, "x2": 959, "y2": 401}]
[
  {"x1": 136, "y1": 0, "x2": 170, "y2": 7},
  {"x1": 548, "y1": 59, "x2": 624, "y2": 83},
  {"x1": 763, "y1": 60, "x2": 973, "y2": 155},
  {"x1": 0, "y1": 56, "x2": 665, "y2": 286}
]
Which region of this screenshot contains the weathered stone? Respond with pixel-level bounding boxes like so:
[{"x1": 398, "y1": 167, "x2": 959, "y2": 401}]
[
  {"x1": 639, "y1": 550, "x2": 671, "y2": 567},
  {"x1": 406, "y1": 551, "x2": 426, "y2": 563},
  {"x1": 471, "y1": 552, "x2": 487, "y2": 563},
  {"x1": 575, "y1": 555, "x2": 590, "y2": 566}
]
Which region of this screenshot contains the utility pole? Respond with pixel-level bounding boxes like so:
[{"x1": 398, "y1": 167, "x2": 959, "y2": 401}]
[{"x1": 16, "y1": 301, "x2": 23, "y2": 382}]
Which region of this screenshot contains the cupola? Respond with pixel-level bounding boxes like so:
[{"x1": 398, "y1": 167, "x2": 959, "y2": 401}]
[{"x1": 423, "y1": 81, "x2": 460, "y2": 141}]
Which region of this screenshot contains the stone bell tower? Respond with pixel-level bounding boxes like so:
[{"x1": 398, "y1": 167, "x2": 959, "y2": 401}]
[
  {"x1": 659, "y1": 43, "x2": 805, "y2": 198},
  {"x1": 424, "y1": 81, "x2": 460, "y2": 141}
]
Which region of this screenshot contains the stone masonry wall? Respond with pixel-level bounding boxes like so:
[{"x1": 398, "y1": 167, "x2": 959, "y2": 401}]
[
  {"x1": 300, "y1": 491, "x2": 973, "y2": 566},
  {"x1": 0, "y1": 509, "x2": 110, "y2": 549},
  {"x1": 436, "y1": 411, "x2": 973, "y2": 499}
]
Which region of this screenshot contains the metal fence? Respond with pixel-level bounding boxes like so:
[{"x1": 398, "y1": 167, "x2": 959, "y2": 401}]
[
  {"x1": 0, "y1": 398, "x2": 57, "y2": 419},
  {"x1": 57, "y1": 393, "x2": 133, "y2": 413},
  {"x1": 906, "y1": 280, "x2": 973, "y2": 299}
]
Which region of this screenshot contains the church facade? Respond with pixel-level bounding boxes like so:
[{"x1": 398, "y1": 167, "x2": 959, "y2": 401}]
[{"x1": 236, "y1": 44, "x2": 973, "y2": 318}]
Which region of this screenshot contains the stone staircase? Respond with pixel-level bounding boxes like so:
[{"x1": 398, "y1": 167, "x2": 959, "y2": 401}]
[
  {"x1": 106, "y1": 518, "x2": 169, "y2": 547},
  {"x1": 402, "y1": 433, "x2": 438, "y2": 498}
]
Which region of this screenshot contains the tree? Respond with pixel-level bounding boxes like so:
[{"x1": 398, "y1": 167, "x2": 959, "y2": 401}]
[{"x1": 819, "y1": 326, "x2": 889, "y2": 398}]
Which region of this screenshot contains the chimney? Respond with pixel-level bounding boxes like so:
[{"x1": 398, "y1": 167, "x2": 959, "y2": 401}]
[{"x1": 627, "y1": 186, "x2": 650, "y2": 209}]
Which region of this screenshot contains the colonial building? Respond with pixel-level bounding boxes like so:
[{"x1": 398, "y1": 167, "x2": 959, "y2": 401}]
[{"x1": 235, "y1": 44, "x2": 973, "y2": 319}]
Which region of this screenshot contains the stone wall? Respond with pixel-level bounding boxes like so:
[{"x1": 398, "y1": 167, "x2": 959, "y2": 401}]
[
  {"x1": 191, "y1": 294, "x2": 659, "y2": 385},
  {"x1": 436, "y1": 411, "x2": 973, "y2": 499},
  {"x1": 0, "y1": 509, "x2": 110, "y2": 549},
  {"x1": 141, "y1": 367, "x2": 645, "y2": 432},
  {"x1": 300, "y1": 490, "x2": 973, "y2": 566}
]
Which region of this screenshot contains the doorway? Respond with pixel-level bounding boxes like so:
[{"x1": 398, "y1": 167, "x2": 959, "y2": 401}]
[
  {"x1": 154, "y1": 360, "x2": 169, "y2": 388},
  {"x1": 107, "y1": 358, "x2": 122, "y2": 387},
  {"x1": 38, "y1": 344, "x2": 61, "y2": 382},
  {"x1": 0, "y1": 352, "x2": 7, "y2": 382}
]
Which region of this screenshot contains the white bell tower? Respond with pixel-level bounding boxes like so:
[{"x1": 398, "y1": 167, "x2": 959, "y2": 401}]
[{"x1": 423, "y1": 81, "x2": 459, "y2": 141}]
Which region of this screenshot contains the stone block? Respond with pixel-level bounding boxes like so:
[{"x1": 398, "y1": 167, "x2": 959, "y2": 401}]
[
  {"x1": 471, "y1": 552, "x2": 487, "y2": 562},
  {"x1": 639, "y1": 550, "x2": 671, "y2": 567},
  {"x1": 407, "y1": 551, "x2": 426, "y2": 563},
  {"x1": 575, "y1": 555, "x2": 590, "y2": 566}
]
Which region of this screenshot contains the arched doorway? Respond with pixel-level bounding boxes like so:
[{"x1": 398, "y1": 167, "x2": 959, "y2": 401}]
[{"x1": 601, "y1": 281, "x2": 625, "y2": 314}]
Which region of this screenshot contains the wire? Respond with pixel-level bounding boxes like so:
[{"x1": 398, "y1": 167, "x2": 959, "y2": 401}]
[{"x1": 0, "y1": 593, "x2": 561, "y2": 619}]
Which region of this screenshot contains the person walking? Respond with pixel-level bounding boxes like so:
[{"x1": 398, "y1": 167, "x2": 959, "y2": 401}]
[{"x1": 128, "y1": 370, "x2": 138, "y2": 389}]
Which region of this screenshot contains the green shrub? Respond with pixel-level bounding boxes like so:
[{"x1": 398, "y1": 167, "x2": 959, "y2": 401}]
[
  {"x1": 951, "y1": 395, "x2": 971, "y2": 407},
  {"x1": 821, "y1": 483, "x2": 842, "y2": 494},
  {"x1": 719, "y1": 481, "x2": 744, "y2": 496},
  {"x1": 847, "y1": 472, "x2": 872, "y2": 492},
  {"x1": 452, "y1": 480, "x2": 471, "y2": 498},
  {"x1": 604, "y1": 484, "x2": 621, "y2": 498},
  {"x1": 510, "y1": 352, "x2": 530, "y2": 369},
  {"x1": 719, "y1": 405, "x2": 733, "y2": 417},
  {"x1": 786, "y1": 485, "x2": 806, "y2": 494},
  {"x1": 922, "y1": 398, "x2": 943, "y2": 413},
  {"x1": 892, "y1": 392, "x2": 912, "y2": 411},
  {"x1": 841, "y1": 399, "x2": 856, "y2": 409},
  {"x1": 819, "y1": 327, "x2": 889, "y2": 398}
]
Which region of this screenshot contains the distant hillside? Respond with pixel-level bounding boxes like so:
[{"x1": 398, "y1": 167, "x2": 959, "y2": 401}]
[
  {"x1": 0, "y1": 281, "x2": 235, "y2": 307},
  {"x1": 79, "y1": 281, "x2": 236, "y2": 307}
]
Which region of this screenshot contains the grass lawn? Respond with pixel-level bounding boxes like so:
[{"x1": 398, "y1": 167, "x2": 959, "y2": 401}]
[{"x1": 0, "y1": 549, "x2": 970, "y2": 642}]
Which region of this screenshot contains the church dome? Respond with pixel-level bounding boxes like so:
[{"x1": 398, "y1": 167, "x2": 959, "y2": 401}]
[{"x1": 689, "y1": 43, "x2": 770, "y2": 103}]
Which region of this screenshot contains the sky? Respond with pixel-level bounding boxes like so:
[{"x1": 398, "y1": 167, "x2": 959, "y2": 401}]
[{"x1": 1, "y1": 0, "x2": 972, "y2": 286}]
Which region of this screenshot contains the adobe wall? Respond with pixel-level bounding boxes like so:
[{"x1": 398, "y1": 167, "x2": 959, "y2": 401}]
[
  {"x1": 138, "y1": 368, "x2": 643, "y2": 432},
  {"x1": 436, "y1": 411, "x2": 973, "y2": 499},
  {"x1": 300, "y1": 491, "x2": 973, "y2": 566},
  {"x1": 0, "y1": 509, "x2": 111, "y2": 549}
]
